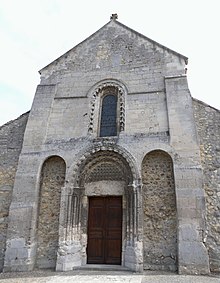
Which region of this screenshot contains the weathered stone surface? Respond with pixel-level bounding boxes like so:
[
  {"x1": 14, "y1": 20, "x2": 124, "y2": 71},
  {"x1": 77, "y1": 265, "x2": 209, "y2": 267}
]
[
  {"x1": 142, "y1": 150, "x2": 177, "y2": 271},
  {"x1": 0, "y1": 113, "x2": 29, "y2": 271},
  {"x1": 36, "y1": 156, "x2": 65, "y2": 269},
  {"x1": 193, "y1": 99, "x2": 220, "y2": 272}
]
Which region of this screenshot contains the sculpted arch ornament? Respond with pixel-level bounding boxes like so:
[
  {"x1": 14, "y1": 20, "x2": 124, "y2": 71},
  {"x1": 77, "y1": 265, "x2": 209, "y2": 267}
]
[
  {"x1": 72, "y1": 143, "x2": 139, "y2": 187},
  {"x1": 88, "y1": 79, "x2": 127, "y2": 136},
  {"x1": 56, "y1": 144, "x2": 143, "y2": 272}
]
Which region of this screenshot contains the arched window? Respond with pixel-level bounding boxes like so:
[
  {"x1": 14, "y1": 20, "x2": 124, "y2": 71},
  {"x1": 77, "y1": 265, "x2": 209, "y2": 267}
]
[
  {"x1": 88, "y1": 81, "x2": 126, "y2": 137},
  {"x1": 100, "y1": 93, "x2": 117, "y2": 137}
]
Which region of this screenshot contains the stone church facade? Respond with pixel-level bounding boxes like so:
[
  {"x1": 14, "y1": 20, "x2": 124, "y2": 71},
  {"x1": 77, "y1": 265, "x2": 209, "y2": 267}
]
[{"x1": 0, "y1": 15, "x2": 220, "y2": 275}]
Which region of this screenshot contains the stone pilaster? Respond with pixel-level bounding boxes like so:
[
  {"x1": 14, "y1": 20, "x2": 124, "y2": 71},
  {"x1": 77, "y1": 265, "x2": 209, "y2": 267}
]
[{"x1": 165, "y1": 75, "x2": 210, "y2": 274}]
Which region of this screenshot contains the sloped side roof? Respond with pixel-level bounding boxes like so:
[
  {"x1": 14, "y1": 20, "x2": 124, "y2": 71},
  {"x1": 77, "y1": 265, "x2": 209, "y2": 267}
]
[
  {"x1": 193, "y1": 98, "x2": 220, "y2": 112},
  {"x1": 39, "y1": 19, "x2": 188, "y2": 74}
]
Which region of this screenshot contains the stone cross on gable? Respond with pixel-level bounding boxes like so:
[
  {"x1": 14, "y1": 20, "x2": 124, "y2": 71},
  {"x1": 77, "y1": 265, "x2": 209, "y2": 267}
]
[{"x1": 110, "y1": 13, "x2": 118, "y2": 20}]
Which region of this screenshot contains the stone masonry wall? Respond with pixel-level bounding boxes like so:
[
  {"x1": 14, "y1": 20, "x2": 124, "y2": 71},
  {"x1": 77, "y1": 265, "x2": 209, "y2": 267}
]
[
  {"x1": 0, "y1": 113, "x2": 29, "y2": 271},
  {"x1": 193, "y1": 99, "x2": 220, "y2": 272},
  {"x1": 3, "y1": 19, "x2": 209, "y2": 274},
  {"x1": 37, "y1": 20, "x2": 186, "y2": 144},
  {"x1": 142, "y1": 150, "x2": 177, "y2": 271},
  {"x1": 36, "y1": 156, "x2": 66, "y2": 269}
]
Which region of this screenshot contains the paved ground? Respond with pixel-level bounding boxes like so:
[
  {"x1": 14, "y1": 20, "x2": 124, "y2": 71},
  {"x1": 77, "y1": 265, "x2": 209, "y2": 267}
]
[{"x1": 0, "y1": 269, "x2": 219, "y2": 283}]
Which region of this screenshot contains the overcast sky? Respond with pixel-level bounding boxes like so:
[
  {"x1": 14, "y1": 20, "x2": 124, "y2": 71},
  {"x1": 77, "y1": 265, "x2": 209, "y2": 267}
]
[{"x1": 0, "y1": 0, "x2": 220, "y2": 126}]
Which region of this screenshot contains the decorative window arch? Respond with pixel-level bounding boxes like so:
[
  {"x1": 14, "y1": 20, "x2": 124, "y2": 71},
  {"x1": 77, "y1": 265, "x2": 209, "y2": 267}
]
[{"x1": 88, "y1": 80, "x2": 126, "y2": 137}]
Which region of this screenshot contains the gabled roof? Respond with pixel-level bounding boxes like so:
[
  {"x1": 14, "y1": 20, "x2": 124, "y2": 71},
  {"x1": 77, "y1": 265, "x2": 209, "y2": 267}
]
[{"x1": 39, "y1": 17, "x2": 188, "y2": 74}]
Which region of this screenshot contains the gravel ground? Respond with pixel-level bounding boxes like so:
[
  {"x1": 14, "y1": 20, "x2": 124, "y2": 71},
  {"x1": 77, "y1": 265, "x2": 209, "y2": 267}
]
[{"x1": 0, "y1": 269, "x2": 219, "y2": 283}]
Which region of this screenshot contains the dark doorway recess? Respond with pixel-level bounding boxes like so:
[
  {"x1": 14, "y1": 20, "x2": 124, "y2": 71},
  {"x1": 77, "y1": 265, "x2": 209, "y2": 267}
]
[{"x1": 87, "y1": 196, "x2": 122, "y2": 264}]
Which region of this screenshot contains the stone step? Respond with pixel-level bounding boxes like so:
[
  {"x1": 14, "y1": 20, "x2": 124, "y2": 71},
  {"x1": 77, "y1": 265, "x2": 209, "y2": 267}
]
[{"x1": 78, "y1": 264, "x2": 131, "y2": 272}]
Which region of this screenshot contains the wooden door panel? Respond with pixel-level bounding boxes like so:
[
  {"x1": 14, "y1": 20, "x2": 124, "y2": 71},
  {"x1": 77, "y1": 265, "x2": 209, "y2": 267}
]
[
  {"x1": 105, "y1": 197, "x2": 122, "y2": 264},
  {"x1": 87, "y1": 238, "x2": 104, "y2": 263},
  {"x1": 106, "y1": 230, "x2": 121, "y2": 237},
  {"x1": 87, "y1": 197, "x2": 105, "y2": 263},
  {"x1": 87, "y1": 196, "x2": 122, "y2": 264},
  {"x1": 105, "y1": 239, "x2": 121, "y2": 264}
]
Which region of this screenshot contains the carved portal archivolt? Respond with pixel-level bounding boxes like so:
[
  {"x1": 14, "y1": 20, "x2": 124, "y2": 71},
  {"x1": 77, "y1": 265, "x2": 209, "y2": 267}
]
[{"x1": 56, "y1": 144, "x2": 143, "y2": 272}]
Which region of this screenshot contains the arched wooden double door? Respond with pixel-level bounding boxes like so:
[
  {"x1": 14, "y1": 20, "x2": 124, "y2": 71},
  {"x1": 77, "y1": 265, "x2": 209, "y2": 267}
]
[{"x1": 87, "y1": 196, "x2": 122, "y2": 265}]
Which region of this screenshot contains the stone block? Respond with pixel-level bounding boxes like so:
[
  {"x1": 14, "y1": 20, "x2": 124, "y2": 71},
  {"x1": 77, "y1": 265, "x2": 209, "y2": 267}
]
[
  {"x1": 8, "y1": 238, "x2": 25, "y2": 249},
  {"x1": 179, "y1": 224, "x2": 200, "y2": 241},
  {"x1": 178, "y1": 241, "x2": 209, "y2": 274}
]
